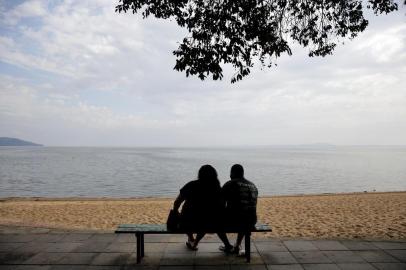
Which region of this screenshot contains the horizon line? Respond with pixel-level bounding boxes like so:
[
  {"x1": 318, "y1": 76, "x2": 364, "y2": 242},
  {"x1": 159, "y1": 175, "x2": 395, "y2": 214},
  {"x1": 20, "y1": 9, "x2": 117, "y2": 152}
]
[{"x1": 3, "y1": 144, "x2": 406, "y2": 148}]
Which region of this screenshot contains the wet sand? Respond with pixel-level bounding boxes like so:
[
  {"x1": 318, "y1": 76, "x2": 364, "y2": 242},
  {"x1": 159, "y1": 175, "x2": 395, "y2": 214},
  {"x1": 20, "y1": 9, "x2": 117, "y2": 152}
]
[{"x1": 0, "y1": 192, "x2": 405, "y2": 239}]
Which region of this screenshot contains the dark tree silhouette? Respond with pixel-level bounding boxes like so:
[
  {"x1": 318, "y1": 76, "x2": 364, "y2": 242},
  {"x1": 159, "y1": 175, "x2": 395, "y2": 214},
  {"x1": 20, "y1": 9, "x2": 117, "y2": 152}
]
[{"x1": 116, "y1": 0, "x2": 401, "y2": 83}]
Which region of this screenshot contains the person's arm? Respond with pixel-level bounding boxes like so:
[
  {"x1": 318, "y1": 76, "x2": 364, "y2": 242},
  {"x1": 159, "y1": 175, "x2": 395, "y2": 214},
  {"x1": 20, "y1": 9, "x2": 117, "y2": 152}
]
[
  {"x1": 221, "y1": 182, "x2": 230, "y2": 207},
  {"x1": 173, "y1": 193, "x2": 185, "y2": 212}
]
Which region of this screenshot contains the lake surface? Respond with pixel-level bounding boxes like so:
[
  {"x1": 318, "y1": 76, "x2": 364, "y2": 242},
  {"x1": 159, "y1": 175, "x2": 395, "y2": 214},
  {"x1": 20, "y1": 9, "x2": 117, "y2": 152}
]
[{"x1": 0, "y1": 146, "x2": 405, "y2": 198}]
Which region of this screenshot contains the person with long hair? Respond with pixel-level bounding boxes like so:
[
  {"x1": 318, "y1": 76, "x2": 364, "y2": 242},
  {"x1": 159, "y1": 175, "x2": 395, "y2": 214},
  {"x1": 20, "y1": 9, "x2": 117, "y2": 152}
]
[{"x1": 173, "y1": 164, "x2": 224, "y2": 250}]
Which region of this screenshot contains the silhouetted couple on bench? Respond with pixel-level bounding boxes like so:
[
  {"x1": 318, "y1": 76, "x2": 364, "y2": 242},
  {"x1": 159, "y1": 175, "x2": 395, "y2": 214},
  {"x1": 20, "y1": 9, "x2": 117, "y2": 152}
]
[{"x1": 173, "y1": 164, "x2": 258, "y2": 255}]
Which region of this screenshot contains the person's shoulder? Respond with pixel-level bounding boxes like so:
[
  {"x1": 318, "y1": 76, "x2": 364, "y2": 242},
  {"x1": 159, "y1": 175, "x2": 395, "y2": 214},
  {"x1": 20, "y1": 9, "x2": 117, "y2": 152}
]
[
  {"x1": 244, "y1": 178, "x2": 254, "y2": 184},
  {"x1": 222, "y1": 180, "x2": 234, "y2": 188},
  {"x1": 244, "y1": 178, "x2": 257, "y2": 188},
  {"x1": 187, "y1": 179, "x2": 200, "y2": 187},
  {"x1": 181, "y1": 179, "x2": 198, "y2": 190}
]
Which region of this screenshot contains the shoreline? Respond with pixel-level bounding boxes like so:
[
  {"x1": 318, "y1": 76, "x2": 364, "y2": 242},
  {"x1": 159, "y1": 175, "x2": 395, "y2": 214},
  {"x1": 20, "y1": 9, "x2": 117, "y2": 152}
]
[
  {"x1": 1, "y1": 190, "x2": 405, "y2": 202},
  {"x1": 1, "y1": 191, "x2": 405, "y2": 240}
]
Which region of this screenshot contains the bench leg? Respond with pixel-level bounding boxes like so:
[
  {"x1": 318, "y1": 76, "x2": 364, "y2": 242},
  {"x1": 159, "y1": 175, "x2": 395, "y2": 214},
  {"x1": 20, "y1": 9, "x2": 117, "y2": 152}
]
[
  {"x1": 136, "y1": 233, "x2": 141, "y2": 263},
  {"x1": 141, "y1": 233, "x2": 145, "y2": 257},
  {"x1": 245, "y1": 232, "x2": 251, "y2": 263}
]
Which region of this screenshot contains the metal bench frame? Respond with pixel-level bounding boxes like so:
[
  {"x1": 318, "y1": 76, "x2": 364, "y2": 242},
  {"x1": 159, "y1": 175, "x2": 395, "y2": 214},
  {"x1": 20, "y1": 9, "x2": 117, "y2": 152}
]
[{"x1": 115, "y1": 224, "x2": 271, "y2": 263}]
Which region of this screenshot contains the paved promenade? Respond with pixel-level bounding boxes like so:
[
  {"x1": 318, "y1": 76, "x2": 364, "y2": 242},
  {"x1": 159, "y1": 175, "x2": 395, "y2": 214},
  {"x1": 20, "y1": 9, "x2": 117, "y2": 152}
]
[{"x1": 0, "y1": 226, "x2": 405, "y2": 270}]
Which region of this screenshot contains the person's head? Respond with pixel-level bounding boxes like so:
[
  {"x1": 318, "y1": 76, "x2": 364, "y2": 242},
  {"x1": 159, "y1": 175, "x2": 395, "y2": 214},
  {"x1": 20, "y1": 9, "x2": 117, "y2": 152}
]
[
  {"x1": 198, "y1": 164, "x2": 219, "y2": 186},
  {"x1": 230, "y1": 164, "x2": 244, "y2": 179}
]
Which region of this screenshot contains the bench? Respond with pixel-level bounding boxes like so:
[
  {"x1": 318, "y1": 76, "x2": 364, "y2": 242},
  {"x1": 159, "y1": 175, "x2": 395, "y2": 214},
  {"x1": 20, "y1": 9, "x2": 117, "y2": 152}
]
[{"x1": 115, "y1": 224, "x2": 272, "y2": 263}]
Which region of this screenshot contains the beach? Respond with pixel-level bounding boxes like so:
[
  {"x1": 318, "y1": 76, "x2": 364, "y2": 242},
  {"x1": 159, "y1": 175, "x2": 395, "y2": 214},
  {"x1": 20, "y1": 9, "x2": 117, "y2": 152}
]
[{"x1": 0, "y1": 192, "x2": 405, "y2": 240}]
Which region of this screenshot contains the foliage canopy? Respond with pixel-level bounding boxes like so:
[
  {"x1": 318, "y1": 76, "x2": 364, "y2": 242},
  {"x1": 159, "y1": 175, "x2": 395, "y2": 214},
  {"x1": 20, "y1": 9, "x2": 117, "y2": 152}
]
[{"x1": 116, "y1": 0, "x2": 400, "y2": 83}]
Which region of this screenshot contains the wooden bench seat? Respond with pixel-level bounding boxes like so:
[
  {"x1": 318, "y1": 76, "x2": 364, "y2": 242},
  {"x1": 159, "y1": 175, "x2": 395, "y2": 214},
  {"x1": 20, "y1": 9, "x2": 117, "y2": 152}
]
[{"x1": 115, "y1": 223, "x2": 272, "y2": 263}]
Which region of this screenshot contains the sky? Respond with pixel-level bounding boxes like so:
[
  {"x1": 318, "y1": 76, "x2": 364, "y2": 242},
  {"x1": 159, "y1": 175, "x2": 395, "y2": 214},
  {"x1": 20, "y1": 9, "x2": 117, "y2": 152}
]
[{"x1": 0, "y1": 0, "x2": 405, "y2": 147}]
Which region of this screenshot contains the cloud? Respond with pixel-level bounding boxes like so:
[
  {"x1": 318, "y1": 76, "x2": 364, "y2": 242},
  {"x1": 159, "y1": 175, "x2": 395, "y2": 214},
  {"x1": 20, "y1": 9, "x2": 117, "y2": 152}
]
[
  {"x1": 0, "y1": 1, "x2": 405, "y2": 146},
  {"x1": 0, "y1": 75, "x2": 165, "y2": 137},
  {"x1": 2, "y1": 0, "x2": 47, "y2": 25},
  {"x1": 1, "y1": 0, "x2": 153, "y2": 80},
  {"x1": 355, "y1": 24, "x2": 406, "y2": 63}
]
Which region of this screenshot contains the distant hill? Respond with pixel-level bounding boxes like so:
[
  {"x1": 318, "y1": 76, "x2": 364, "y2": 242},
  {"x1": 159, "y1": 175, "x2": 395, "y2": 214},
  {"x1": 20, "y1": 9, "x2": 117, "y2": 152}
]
[{"x1": 0, "y1": 137, "x2": 43, "y2": 146}]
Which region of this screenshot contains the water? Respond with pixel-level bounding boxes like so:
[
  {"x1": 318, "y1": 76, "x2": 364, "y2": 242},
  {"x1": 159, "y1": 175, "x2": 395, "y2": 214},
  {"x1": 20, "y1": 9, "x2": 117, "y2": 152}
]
[{"x1": 0, "y1": 146, "x2": 405, "y2": 198}]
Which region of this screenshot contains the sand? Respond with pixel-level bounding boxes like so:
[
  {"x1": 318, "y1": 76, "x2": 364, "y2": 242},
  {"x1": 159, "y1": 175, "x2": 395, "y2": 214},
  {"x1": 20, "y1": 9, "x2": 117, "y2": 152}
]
[{"x1": 0, "y1": 192, "x2": 405, "y2": 239}]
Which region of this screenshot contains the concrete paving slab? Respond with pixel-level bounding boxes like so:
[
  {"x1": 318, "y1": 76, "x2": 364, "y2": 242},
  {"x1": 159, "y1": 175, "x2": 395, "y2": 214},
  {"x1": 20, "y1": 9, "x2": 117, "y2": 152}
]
[
  {"x1": 47, "y1": 229, "x2": 72, "y2": 234},
  {"x1": 197, "y1": 242, "x2": 224, "y2": 253},
  {"x1": 158, "y1": 266, "x2": 194, "y2": 270},
  {"x1": 322, "y1": 250, "x2": 365, "y2": 263},
  {"x1": 162, "y1": 252, "x2": 195, "y2": 259},
  {"x1": 45, "y1": 242, "x2": 84, "y2": 252},
  {"x1": 267, "y1": 265, "x2": 304, "y2": 270},
  {"x1": 89, "y1": 234, "x2": 117, "y2": 243},
  {"x1": 355, "y1": 250, "x2": 400, "y2": 263},
  {"x1": 372, "y1": 262, "x2": 406, "y2": 270},
  {"x1": 199, "y1": 235, "x2": 225, "y2": 243},
  {"x1": 10, "y1": 266, "x2": 52, "y2": 270},
  {"x1": 85, "y1": 266, "x2": 121, "y2": 270},
  {"x1": 127, "y1": 253, "x2": 142, "y2": 266},
  {"x1": 14, "y1": 242, "x2": 51, "y2": 253},
  {"x1": 121, "y1": 266, "x2": 159, "y2": 270},
  {"x1": 0, "y1": 234, "x2": 38, "y2": 243},
  {"x1": 104, "y1": 242, "x2": 135, "y2": 253},
  {"x1": 311, "y1": 240, "x2": 348, "y2": 251},
  {"x1": 49, "y1": 265, "x2": 88, "y2": 270},
  {"x1": 194, "y1": 252, "x2": 230, "y2": 265},
  {"x1": 91, "y1": 252, "x2": 132, "y2": 266},
  {"x1": 165, "y1": 243, "x2": 194, "y2": 253},
  {"x1": 144, "y1": 235, "x2": 172, "y2": 243},
  {"x1": 341, "y1": 241, "x2": 379, "y2": 251},
  {"x1": 34, "y1": 234, "x2": 65, "y2": 243},
  {"x1": 195, "y1": 266, "x2": 229, "y2": 270},
  {"x1": 372, "y1": 242, "x2": 406, "y2": 250},
  {"x1": 284, "y1": 241, "x2": 318, "y2": 251},
  {"x1": 227, "y1": 252, "x2": 263, "y2": 265},
  {"x1": 0, "y1": 266, "x2": 25, "y2": 270},
  {"x1": 27, "y1": 228, "x2": 52, "y2": 234},
  {"x1": 160, "y1": 252, "x2": 195, "y2": 266},
  {"x1": 230, "y1": 264, "x2": 267, "y2": 270},
  {"x1": 291, "y1": 251, "x2": 332, "y2": 264},
  {"x1": 0, "y1": 252, "x2": 37, "y2": 264},
  {"x1": 145, "y1": 243, "x2": 167, "y2": 253},
  {"x1": 385, "y1": 250, "x2": 406, "y2": 262},
  {"x1": 60, "y1": 233, "x2": 94, "y2": 242},
  {"x1": 255, "y1": 241, "x2": 288, "y2": 252},
  {"x1": 0, "y1": 227, "x2": 26, "y2": 235},
  {"x1": 302, "y1": 264, "x2": 340, "y2": 270},
  {"x1": 336, "y1": 263, "x2": 377, "y2": 270},
  {"x1": 0, "y1": 225, "x2": 37, "y2": 233},
  {"x1": 114, "y1": 234, "x2": 136, "y2": 243},
  {"x1": 261, "y1": 251, "x2": 298, "y2": 264},
  {"x1": 168, "y1": 235, "x2": 185, "y2": 243},
  {"x1": 22, "y1": 252, "x2": 66, "y2": 265},
  {"x1": 73, "y1": 241, "x2": 110, "y2": 253},
  {"x1": 133, "y1": 253, "x2": 162, "y2": 266},
  {"x1": 0, "y1": 242, "x2": 24, "y2": 252},
  {"x1": 57, "y1": 252, "x2": 98, "y2": 265},
  {"x1": 252, "y1": 237, "x2": 277, "y2": 242}
]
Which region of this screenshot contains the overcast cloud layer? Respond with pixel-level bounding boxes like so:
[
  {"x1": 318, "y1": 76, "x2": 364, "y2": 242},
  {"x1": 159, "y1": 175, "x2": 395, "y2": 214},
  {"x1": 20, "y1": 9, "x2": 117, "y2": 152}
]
[{"x1": 0, "y1": 0, "x2": 405, "y2": 146}]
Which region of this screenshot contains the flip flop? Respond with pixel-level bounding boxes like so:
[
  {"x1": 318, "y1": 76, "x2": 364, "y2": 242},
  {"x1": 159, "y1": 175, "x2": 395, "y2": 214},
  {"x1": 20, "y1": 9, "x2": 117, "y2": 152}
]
[
  {"x1": 236, "y1": 249, "x2": 246, "y2": 257},
  {"x1": 186, "y1": 241, "x2": 198, "y2": 251}
]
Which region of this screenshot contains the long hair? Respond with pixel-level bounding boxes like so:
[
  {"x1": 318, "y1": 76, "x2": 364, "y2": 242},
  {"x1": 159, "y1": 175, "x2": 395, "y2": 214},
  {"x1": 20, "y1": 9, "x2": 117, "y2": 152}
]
[{"x1": 197, "y1": 164, "x2": 220, "y2": 189}]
